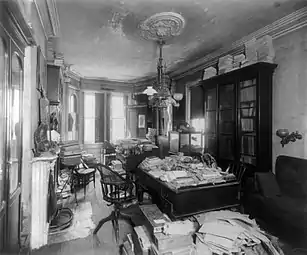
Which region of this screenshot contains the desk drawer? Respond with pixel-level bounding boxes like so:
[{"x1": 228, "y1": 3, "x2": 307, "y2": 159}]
[{"x1": 160, "y1": 184, "x2": 239, "y2": 219}]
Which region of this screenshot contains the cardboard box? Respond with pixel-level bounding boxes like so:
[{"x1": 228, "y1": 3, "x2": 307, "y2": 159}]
[
  {"x1": 132, "y1": 225, "x2": 154, "y2": 255},
  {"x1": 153, "y1": 232, "x2": 193, "y2": 252},
  {"x1": 140, "y1": 204, "x2": 171, "y2": 234},
  {"x1": 151, "y1": 243, "x2": 196, "y2": 255}
]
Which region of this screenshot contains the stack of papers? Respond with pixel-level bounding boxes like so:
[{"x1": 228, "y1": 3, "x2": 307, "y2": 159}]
[{"x1": 196, "y1": 210, "x2": 283, "y2": 255}]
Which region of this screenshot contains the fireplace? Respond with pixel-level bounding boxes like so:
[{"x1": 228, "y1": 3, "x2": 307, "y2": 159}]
[{"x1": 30, "y1": 154, "x2": 57, "y2": 250}]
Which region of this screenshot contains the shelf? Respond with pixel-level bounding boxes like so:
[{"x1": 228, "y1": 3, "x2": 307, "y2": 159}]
[
  {"x1": 219, "y1": 133, "x2": 234, "y2": 136},
  {"x1": 239, "y1": 84, "x2": 257, "y2": 90},
  {"x1": 240, "y1": 153, "x2": 256, "y2": 157},
  {"x1": 219, "y1": 108, "x2": 233, "y2": 111},
  {"x1": 240, "y1": 116, "x2": 256, "y2": 119},
  {"x1": 240, "y1": 132, "x2": 256, "y2": 136}
]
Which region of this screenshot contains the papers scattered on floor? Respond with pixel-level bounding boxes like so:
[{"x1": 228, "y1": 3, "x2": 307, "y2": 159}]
[{"x1": 195, "y1": 210, "x2": 283, "y2": 255}]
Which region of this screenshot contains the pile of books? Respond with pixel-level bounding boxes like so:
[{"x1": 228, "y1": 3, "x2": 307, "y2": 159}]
[
  {"x1": 203, "y1": 66, "x2": 217, "y2": 80},
  {"x1": 243, "y1": 35, "x2": 275, "y2": 66},
  {"x1": 218, "y1": 55, "x2": 234, "y2": 74},
  {"x1": 233, "y1": 54, "x2": 246, "y2": 70},
  {"x1": 128, "y1": 204, "x2": 196, "y2": 255}
]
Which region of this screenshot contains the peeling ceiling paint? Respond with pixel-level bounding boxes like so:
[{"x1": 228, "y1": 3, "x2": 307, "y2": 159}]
[{"x1": 56, "y1": 0, "x2": 307, "y2": 81}]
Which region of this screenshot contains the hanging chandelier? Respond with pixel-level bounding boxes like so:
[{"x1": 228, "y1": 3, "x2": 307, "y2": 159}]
[{"x1": 139, "y1": 12, "x2": 185, "y2": 108}]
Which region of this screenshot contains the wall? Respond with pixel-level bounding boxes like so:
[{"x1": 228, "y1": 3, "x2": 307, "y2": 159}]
[
  {"x1": 173, "y1": 70, "x2": 202, "y2": 125},
  {"x1": 272, "y1": 26, "x2": 307, "y2": 170}
]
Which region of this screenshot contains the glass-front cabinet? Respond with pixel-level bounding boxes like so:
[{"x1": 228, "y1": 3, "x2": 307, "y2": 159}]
[
  {"x1": 169, "y1": 131, "x2": 204, "y2": 156},
  {"x1": 202, "y1": 62, "x2": 277, "y2": 171}
]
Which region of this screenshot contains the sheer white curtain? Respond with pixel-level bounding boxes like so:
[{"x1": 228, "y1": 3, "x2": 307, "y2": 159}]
[
  {"x1": 84, "y1": 93, "x2": 96, "y2": 143},
  {"x1": 110, "y1": 94, "x2": 126, "y2": 142}
]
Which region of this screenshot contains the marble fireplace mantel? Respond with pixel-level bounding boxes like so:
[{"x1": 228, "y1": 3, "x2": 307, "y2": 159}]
[{"x1": 30, "y1": 154, "x2": 57, "y2": 250}]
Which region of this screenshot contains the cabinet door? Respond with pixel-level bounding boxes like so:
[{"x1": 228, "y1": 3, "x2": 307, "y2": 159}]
[
  {"x1": 238, "y1": 78, "x2": 257, "y2": 166},
  {"x1": 0, "y1": 31, "x2": 8, "y2": 253},
  {"x1": 204, "y1": 87, "x2": 217, "y2": 156},
  {"x1": 7, "y1": 46, "x2": 24, "y2": 253},
  {"x1": 218, "y1": 83, "x2": 235, "y2": 161}
]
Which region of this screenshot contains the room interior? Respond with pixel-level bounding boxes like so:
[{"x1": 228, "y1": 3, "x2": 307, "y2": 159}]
[{"x1": 1, "y1": 0, "x2": 307, "y2": 254}]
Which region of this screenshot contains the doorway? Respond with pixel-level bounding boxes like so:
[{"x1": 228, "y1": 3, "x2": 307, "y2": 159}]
[{"x1": 0, "y1": 24, "x2": 24, "y2": 253}]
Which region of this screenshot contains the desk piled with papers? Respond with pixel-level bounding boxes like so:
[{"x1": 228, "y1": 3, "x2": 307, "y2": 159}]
[{"x1": 138, "y1": 154, "x2": 236, "y2": 190}]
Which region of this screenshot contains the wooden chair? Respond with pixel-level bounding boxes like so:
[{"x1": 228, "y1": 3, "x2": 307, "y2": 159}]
[
  {"x1": 72, "y1": 159, "x2": 96, "y2": 200},
  {"x1": 228, "y1": 162, "x2": 247, "y2": 210},
  {"x1": 103, "y1": 140, "x2": 117, "y2": 166},
  {"x1": 93, "y1": 163, "x2": 136, "y2": 244}
]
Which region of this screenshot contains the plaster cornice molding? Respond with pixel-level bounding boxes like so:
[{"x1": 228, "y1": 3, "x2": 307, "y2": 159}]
[
  {"x1": 186, "y1": 78, "x2": 202, "y2": 88},
  {"x1": 46, "y1": 0, "x2": 60, "y2": 37},
  {"x1": 1, "y1": 1, "x2": 36, "y2": 47},
  {"x1": 170, "y1": 6, "x2": 307, "y2": 80},
  {"x1": 82, "y1": 77, "x2": 133, "y2": 87},
  {"x1": 81, "y1": 77, "x2": 133, "y2": 93},
  {"x1": 65, "y1": 70, "x2": 81, "y2": 82},
  {"x1": 33, "y1": 0, "x2": 48, "y2": 41}
]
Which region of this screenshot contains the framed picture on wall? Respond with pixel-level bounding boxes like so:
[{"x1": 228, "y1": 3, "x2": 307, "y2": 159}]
[{"x1": 138, "y1": 114, "x2": 145, "y2": 128}]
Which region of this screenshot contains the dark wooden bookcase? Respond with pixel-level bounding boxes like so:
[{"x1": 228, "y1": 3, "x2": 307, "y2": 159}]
[{"x1": 202, "y1": 62, "x2": 277, "y2": 172}]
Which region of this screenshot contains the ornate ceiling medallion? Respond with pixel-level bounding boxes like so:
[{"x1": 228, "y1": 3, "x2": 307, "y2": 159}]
[{"x1": 139, "y1": 12, "x2": 185, "y2": 41}]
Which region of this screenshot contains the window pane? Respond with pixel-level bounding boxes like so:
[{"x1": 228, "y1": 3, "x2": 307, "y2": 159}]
[
  {"x1": 111, "y1": 95, "x2": 124, "y2": 118},
  {"x1": 10, "y1": 53, "x2": 23, "y2": 194},
  {"x1": 84, "y1": 93, "x2": 95, "y2": 118},
  {"x1": 0, "y1": 37, "x2": 7, "y2": 203},
  {"x1": 191, "y1": 118, "x2": 205, "y2": 132},
  {"x1": 84, "y1": 118, "x2": 95, "y2": 143},
  {"x1": 111, "y1": 118, "x2": 125, "y2": 142}
]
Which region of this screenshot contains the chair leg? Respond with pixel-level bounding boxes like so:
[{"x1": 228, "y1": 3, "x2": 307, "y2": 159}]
[
  {"x1": 93, "y1": 173, "x2": 96, "y2": 188},
  {"x1": 93, "y1": 211, "x2": 115, "y2": 235},
  {"x1": 113, "y1": 217, "x2": 119, "y2": 244},
  {"x1": 83, "y1": 176, "x2": 86, "y2": 198}
]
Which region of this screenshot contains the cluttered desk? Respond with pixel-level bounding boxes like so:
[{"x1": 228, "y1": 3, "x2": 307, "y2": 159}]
[{"x1": 136, "y1": 154, "x2": 240, "y2": 219}]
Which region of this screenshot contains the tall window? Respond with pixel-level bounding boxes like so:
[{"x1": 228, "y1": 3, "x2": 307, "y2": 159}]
[
  {"x1": 111, "y1": 94, "x2": 126, "y2": 142},
  {"x1": 84, "y1": 92, "x2": 106, "y2": 143},
  {"x1": 68, "y1": 93, "x2": 78, "y2": 141},
  {"x1": 84, "y1": 93, "x2": 96, "y2": 143}
]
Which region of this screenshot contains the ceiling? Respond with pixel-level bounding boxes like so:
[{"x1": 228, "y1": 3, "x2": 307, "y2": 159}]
[{"x1": 56, "y1": 0, "x2": 306, "y2": 81}]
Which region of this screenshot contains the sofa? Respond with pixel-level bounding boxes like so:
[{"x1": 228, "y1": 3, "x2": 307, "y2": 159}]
[{"x1": 245, "y1": 155, "x2": 307, "y2": 242}]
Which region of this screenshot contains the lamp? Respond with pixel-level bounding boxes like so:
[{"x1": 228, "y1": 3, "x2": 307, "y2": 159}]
[
  {"x1": 142, "y1": 39, "x2": 183, "y2": 108},
  {"x1": 143, "y1": 86, "x2": 157, "y2": 96},
  {"x1": 276, "y1": 129, "x2": 302, "y2": 147},
  {"x1": 140, "y1": 12, "x2": 185, "y2": 109},
  {"x1": 173, "y1": 93, "x2": 183, "y2": 101}
]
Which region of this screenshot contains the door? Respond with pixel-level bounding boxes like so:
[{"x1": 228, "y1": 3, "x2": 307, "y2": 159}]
[
  {"x1": 0, "y1": 25, "x2": 24, "y2": 252},
  {"x1": 0, "y1": 29, "x2": 9, "y2": 253},
  {"x1": 7, "y1": 48, "x2": 24, "y2": 252}
]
